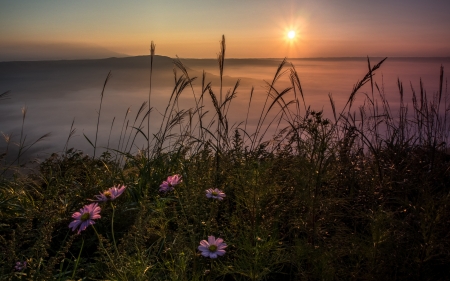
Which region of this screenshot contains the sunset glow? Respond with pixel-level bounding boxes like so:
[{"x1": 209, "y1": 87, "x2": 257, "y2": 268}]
[
  {"x1": 0, "y1": 1, "x2": 449, "y2": 59},
  {"x1": 288, "y1": 30, "x2": 296, "y2": 39}
]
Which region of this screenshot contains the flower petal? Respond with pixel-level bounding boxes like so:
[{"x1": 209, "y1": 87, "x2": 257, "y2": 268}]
[
  {"x1": 208, "y1": 236, "x2": 216, "y2": 245},
  {"x1": 69, "y1": 220, "x2": 81, "y2": 231},
  {"x1": 71, "y1": 211, "x2": 82, "y2": 219},
  {"x1": 216, "y1": 249, "x2": 226, "y2": 256}
]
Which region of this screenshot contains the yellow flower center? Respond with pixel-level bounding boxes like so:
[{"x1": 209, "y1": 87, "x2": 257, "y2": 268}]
[
  {"x1": 212, "y1": 191, "x2": 218, "y2": 196},
  {"x1": 208, "y1": 245, "x2": 217, "y2": 252},
  {"x1": 103, "y1": 191, "x2": 112, "y2": 197},
  {"x1": 80, "y1": 213, "x2": 90, "y2": 221}
]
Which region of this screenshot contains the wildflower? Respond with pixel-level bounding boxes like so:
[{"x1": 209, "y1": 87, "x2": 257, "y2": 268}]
[
  {"x1": 205, "y1": 188, "x2": 226, "y2": 200},
  {"x1": 94, "y1": 185, "x2": 126, "y2": 202},
  {"x1": 69, "y1": 203, "x2": 101, "y2": 234},
  {"x1": 159, "y1": 174, "x2": 182, "y2": 192},
  {"x1": 198, "y1": 236, "x2": 227, "y2": 258},
  {"x1": 14, "y1": 261, "x2": 26, "y2": 271}
]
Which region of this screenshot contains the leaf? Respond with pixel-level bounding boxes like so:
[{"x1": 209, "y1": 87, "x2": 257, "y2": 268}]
[
  {"x1": 131, "y1": 126, "x2": 149, "y2": 141},
  {"x1": 83, "y1": 133, "x2": 95, "y2": 148}
]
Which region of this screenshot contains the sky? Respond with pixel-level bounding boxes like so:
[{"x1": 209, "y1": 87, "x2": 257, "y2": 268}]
[{"x1": 1, "y1": 0, "x2": 450, "y2": 60}]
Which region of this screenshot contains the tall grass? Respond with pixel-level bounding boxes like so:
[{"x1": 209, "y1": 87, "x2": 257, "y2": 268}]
[
  {"x1": 1, "y1": 37, "x2": 449, "y2": 280},
  {"x1": 148, "y1": 41, "x2": 156, "y2": 162},
  {"x1": 93, "y1": 71, "x2": 112, "y2": 158}
]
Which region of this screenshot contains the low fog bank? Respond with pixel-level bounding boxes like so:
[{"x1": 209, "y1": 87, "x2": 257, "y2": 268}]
[
  {"x1": 1, "y1": 56, "x2": 449, "y2": 163},
  {"x1": 0, "y1": 56, "x2": 267, "y2": 162}
]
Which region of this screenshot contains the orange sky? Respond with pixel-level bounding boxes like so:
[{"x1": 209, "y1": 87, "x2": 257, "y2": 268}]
[{"x1": 1, "y1": 0, "x2": 450, "y2": 60}]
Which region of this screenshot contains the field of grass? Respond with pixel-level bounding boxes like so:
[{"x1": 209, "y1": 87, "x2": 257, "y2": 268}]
[{"x1": 1, "y1": 37, "x2": 450, "y2": 280}]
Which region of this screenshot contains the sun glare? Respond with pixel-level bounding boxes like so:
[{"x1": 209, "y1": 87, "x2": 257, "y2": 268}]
[{"x1": 288, "y1": 30, "x2": 296, "y2": 39}]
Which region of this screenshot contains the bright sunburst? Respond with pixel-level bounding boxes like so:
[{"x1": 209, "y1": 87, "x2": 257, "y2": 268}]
[{"x1": 288, "y1": 30, "x2": 296, "y2": 39}]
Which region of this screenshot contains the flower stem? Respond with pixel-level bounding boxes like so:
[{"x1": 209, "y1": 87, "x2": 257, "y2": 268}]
[
  {"x1": 174, "y1": 189, "x2": 198, "y2": 247},
  {"x1": 92, "y1": 225, "x2": 120, "y2": 275},
  {"x1": 71, "y1": 237, "x2": 84, "y2": 279},
  {"x1": 110, "y1": 201, "x2": 120, "y2": 256}
]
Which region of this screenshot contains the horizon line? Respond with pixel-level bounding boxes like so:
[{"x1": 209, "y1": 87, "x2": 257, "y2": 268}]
[{"x1": 2, "y1": 55, "x2": 450, "y2": 63}]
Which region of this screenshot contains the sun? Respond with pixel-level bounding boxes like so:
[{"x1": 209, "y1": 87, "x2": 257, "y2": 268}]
[{"x1": 287, "y1": 30, "x2": 296, "y2": 39}]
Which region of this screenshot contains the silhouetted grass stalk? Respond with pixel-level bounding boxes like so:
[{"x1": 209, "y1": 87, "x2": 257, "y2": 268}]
[
  {"x1": 94, "y1": 71, "x2": 111, "y2": 158},
  {"x1": 148, "y1": 42, "x2": 155, "y2": 161}
]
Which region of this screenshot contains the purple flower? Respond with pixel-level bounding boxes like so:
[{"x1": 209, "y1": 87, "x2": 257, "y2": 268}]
[
  {"x1": 14, "y1": 261, "x2": 27, "y2": 271},
  {"x1": 159, "y1": 174, "x2": 182, "y2": 192},
  {"x1": 94, "y1": 185, "x2": 126, "y2": 202},
  {"x1": 198, "y1": 236, "x2": 227, "y2": 258},
  {"x1": 205, "y1": 188, "x2": 226, "y2": 200},
  {"x1": 69, "y1": 203, "x2": 101, "y2": 234}
]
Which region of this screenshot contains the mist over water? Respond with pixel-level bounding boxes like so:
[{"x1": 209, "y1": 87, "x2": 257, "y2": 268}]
[{"x1": 1, "y1": 56, "x2": 449, "y2": 162}]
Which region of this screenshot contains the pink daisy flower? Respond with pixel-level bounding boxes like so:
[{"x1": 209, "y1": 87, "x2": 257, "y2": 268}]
[
  {"x1": 69, "y1": 203, "x2": 101, "y2": 234},
  {"x1": 159, "y1": 174, "x2": 182, "y2": 192},
  {"x1": 198, "y1": 236, "x2": 227, "y2": 258},
  {"x1": 205, "y1": 188, "x2": 226, "y2": 200},
  {"x1": 94, "y1": 185, "x2": 126, "y2": 202}
]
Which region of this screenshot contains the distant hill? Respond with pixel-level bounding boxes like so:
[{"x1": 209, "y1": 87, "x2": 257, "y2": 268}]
[
  {"x1": 0, "y1": 55, "x2": 263, "y2": 92},
  {"x1": 0, "y1": 43, "x2": 129, "y2": 62}
]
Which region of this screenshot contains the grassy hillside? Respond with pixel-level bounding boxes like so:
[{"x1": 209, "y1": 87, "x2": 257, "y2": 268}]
[{"x1": 1, "y1": 38, "x2": 449, "y2": 280}]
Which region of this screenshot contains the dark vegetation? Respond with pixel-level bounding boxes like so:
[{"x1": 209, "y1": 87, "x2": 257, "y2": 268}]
[{"x1": 1, "y1": 36, "x2": 449, "y2": 280}]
